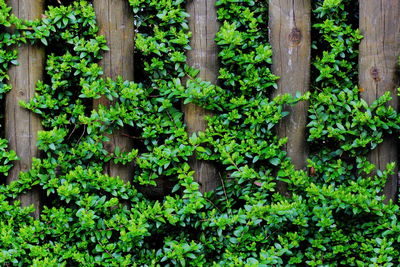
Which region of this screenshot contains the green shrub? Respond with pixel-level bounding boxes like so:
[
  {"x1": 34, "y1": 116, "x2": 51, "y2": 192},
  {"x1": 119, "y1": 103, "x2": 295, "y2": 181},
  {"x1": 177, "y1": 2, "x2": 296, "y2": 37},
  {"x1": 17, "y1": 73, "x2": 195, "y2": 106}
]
[{"x1": 0, "y1": 0, "x2": 399, "y2": 266}]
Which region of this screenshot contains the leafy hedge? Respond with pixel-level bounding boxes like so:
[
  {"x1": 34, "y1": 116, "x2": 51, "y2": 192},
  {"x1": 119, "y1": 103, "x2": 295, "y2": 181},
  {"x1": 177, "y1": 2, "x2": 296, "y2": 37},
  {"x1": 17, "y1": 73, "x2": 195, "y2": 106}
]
[{"x1": 0, "y1": 0, "x2": 400, "y2": 266}]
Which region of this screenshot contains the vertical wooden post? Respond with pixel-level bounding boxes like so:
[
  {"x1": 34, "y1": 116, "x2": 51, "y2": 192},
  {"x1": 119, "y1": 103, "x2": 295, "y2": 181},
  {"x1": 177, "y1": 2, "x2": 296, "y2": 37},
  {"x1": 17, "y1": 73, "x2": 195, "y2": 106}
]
[
  {"x1": 93, "y1": 0, "x2": 135, "y2": 183},
  {"x1": 359, "y1": 1, "x2": 400, "y2": 201},
  {"x1": 269, "y1": 0, "x2": 311, "y2": 194},
  {"x1": 184, "y1": 0, "x2": 219, "y2": 192},
  {"x1": 6, "y1": 0, "x2": 45, "y2": 218}
]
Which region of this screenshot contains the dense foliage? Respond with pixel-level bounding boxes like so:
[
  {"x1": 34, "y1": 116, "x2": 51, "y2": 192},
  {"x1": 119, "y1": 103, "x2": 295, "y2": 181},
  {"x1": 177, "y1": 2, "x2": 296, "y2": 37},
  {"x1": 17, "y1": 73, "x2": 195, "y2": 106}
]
[{"x1": 0, "y1": 0, "x2": 400, "y2": 266}]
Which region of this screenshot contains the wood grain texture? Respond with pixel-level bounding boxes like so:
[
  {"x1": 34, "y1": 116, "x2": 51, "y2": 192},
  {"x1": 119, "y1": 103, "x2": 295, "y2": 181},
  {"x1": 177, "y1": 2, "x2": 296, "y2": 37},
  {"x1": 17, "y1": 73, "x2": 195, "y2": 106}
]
[
  {"x1": 93, "y1": 0, "x2": 135, "y2": 183},
  {"x1": 184, "y1": 0, "x2": 219, "y2": 192},
  {"x1": 359, "y1": 0, "x2": 400, "y2": 202},
  {"x1": 6, "y1": 0, "x2": 45, "y2": 218},
  {"x1": 269, "y1": 0, "x2": 311, "y2": 194}
]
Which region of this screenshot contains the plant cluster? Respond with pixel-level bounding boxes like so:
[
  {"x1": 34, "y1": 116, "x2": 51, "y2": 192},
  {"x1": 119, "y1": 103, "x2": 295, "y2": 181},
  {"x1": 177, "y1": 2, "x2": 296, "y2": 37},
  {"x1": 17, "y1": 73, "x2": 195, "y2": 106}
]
[{"x1": 0, "y1": 0, "x2": 399, "y2": 266}]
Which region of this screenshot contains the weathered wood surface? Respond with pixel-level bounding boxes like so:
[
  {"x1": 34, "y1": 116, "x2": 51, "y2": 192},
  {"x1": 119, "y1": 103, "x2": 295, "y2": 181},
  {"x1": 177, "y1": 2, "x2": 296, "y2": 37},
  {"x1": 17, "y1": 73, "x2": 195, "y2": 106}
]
[
  {"x1": 269, "y1": 0, "x2": 311, "y2": 194},
  {"x1": 6, "y1": 0, "x2": 45, "y2": 218},
  {"x1": 359, "y1": 0, "x2": 400, "y2": 202},
  {"x1": 93, "y1": 0, "x2": 135, "y2": 183},
  {"x1": 184, "y1": 0, "x2": 219, "y2": 192}
]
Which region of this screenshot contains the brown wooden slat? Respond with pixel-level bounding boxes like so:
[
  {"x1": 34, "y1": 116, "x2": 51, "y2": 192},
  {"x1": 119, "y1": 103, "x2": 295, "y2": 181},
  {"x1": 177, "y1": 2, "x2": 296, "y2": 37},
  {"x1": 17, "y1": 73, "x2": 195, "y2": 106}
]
[
  {"x1": 184, "y1": 0, "x2": 219, "y2": 192},
  {"x1": 359, "y1": 0, "x2": 400, "y2": 202},
  {"x1": 93, "y1": 0, "x2": 135, "y2": 183},
  {"x1": 269, "y1": 0, "x2": 311, "y2": 194},
  {"x1": 6, "y1": 0, "x2": 45, "y2": 218}
]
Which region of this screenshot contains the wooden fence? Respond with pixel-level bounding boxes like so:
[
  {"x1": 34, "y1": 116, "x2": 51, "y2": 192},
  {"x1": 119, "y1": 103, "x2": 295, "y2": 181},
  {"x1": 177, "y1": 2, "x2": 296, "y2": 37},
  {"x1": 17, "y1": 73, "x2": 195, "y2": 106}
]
[{"x1": 5, "y1": 0, "x2": 400, "y2": 217}]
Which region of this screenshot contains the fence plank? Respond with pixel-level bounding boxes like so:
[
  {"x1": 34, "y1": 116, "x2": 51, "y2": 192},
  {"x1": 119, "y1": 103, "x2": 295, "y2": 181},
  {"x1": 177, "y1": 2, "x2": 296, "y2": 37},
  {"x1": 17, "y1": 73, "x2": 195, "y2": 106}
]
[
  {"x1": 184, "y1": 0, "x2": 219, "y2": 192},
  {"x1": 359, "y1": 1, "x2": 400, "y2": 202},
  {"x1": 93, "y1": 0, "x2": 135, "y2": 183},
  {"x1": 269, "y1": 0, "x2": 311, "y2": 194},
  {"x1": 6, "y1": 0, "x2": 45, "y2": 218}
]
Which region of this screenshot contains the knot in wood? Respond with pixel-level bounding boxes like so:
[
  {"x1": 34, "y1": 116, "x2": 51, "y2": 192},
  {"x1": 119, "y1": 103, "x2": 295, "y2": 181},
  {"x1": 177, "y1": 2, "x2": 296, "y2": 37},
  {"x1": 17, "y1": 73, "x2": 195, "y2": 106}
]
[
  {"x1": 105, "y1": 143, "x2": 114, "y2": 151},
  {"x1": 370, "y1": 67, "x2": 381, "y2": 82},
  {"x1": 289, "y1": 27, "x2": 302, "y2": 45}
]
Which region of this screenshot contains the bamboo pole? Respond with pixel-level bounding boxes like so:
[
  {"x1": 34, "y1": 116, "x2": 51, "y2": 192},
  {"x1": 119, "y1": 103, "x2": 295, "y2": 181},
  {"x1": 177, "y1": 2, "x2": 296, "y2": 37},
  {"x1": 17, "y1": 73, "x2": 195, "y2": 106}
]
[
  {"x1": 359, "y1": 0, "x2": 400, "y2": 202},
  {"x1": 93, "y1": 0, "x2": 135, "y2": 183},
  {"x1": 269, "y1": 0, "x2": 311, "y2": 195},
  {"x1": 6, "y1": 0, "x2": 45, "y2": 218},
  {"x1": 184, "y1": 0, "x2": 219, "y2": 192}
]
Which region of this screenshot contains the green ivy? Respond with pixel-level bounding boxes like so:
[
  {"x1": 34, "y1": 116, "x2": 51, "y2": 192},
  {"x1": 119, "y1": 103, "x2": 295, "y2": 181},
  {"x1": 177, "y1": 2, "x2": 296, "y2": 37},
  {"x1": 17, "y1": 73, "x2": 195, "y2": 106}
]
[
  {"x1": 303, "y1": 1, "x2": 400, "y2": 265},
  {"x1": 0, "y1": 0, "x2": 399, "y2": 266}
]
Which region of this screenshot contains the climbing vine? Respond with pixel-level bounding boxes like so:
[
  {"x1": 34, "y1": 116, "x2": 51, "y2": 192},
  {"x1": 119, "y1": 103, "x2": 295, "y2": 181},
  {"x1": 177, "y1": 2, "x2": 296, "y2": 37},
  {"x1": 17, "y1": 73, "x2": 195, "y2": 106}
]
[{"x1": 0, "y1": 0, "x2": 399, "y2": 266}]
